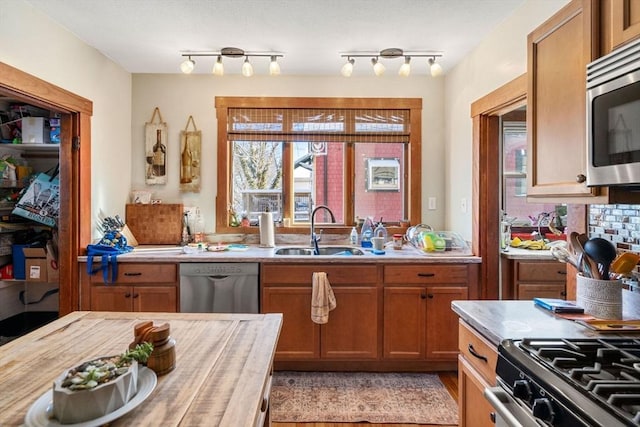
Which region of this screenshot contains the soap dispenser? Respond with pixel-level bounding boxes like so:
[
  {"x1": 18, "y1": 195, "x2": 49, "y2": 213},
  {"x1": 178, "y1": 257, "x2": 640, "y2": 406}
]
[{"x1": 349, "y1": 226, "x2": 358, "y2": 245}]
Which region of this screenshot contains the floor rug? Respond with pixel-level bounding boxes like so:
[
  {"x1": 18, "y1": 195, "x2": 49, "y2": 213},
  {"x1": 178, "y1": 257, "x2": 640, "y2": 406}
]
[{"x1": 270, "y1": 371, "x2": 459, "y2": 424}]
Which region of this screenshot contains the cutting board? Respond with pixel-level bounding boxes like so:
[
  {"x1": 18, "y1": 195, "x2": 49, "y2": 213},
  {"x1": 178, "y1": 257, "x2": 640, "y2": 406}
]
[{"x1": 125, "y1": 204, "x2": 183, "y2": 245}]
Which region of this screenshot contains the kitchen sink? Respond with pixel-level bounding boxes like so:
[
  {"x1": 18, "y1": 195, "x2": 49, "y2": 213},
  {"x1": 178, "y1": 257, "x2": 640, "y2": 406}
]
[{"x1": 274, "y1": 246, "x2": 364, "y2": 256}]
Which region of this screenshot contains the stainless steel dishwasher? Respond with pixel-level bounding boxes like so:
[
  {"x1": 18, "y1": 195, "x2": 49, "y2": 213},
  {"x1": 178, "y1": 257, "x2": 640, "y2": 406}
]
[{"x1": 179, "y1": 263, "x2": 259, "y2": 313}]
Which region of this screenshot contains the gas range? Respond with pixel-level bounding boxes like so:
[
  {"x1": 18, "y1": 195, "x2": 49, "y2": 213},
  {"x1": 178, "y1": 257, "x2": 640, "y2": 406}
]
[{"x1": 494, "y1": 338, "x2": 640, "y2": 426}]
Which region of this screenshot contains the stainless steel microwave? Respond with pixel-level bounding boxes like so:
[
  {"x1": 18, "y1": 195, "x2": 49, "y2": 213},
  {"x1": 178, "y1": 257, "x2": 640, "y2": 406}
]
[{"x1": 587, "y1": 37, "x2": 640, "y2": 186}]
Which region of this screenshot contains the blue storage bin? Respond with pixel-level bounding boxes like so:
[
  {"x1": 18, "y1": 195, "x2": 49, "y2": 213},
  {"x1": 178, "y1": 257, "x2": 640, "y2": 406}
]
[{"x1": 12, "y1": 244, "x2": 30, "y2": 280}]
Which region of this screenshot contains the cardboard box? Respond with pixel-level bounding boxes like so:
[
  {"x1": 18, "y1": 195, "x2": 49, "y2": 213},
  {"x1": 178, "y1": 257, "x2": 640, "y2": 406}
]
[
  {"x1": 21, "y1": 117, "x2": 50, "y2": 144},
  {"x1": 23, "y1": 247, "x2": 47, "y2": 282}
]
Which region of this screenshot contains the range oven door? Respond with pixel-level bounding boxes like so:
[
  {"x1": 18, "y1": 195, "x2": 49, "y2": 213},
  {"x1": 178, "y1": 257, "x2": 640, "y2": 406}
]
[{"x1": 484, "y1": 387, "x2": 541, "y2": 427}]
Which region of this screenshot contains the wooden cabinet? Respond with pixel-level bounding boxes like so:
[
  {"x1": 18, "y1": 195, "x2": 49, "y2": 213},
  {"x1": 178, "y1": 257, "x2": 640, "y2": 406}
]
[
  {"x1": 527, "y1": 0, "x2": 599, "y2": 200},
  {"x1": 261, "y1": 263, "x2": 379, "y2": 361},
  {"x1": 383, "y1": 264, "x2": 470, "y2": 362},
  {"x1": 602, "y1": 0, "x2": 640, "y2": 53},
  {"x1": 81, "y1": 262, "x2": 178, "y2": 312},
  {"x1": 458, "y1": 320, "x2": 498, "y2": 427},
  {"x1": 507, "y1": 260, "x2": 567, "y2": 300}
]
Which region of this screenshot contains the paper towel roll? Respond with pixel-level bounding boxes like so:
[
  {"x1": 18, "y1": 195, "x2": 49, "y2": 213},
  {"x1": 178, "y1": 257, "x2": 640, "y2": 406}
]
[{"x1": 259, "y1": 212, "x2": 275, "y2": 248}]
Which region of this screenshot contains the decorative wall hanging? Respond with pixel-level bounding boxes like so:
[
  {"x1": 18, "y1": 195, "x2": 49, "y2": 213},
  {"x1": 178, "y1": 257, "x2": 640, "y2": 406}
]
[
  {"x1": 145, "y1": 107, "x2": 168, "y2": 185},
  {"x1": 179, "y1": 115, "x2": 201, "y2": 193}
]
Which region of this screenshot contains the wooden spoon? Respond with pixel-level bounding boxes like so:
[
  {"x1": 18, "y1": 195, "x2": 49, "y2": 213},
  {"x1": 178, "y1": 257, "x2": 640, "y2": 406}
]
[{"x1": 570, "y1": 232, "x2": 599, "y2": 279}]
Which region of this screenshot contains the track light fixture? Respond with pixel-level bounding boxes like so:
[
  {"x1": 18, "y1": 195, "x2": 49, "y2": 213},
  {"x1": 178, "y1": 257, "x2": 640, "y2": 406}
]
[
  {"x1": 371, "y1": 57, "x2": 385, "y2": 76},
  {"x1": 341, "y1": 57, "x2": 355, "y2": 77},
  {"x1": 398, "y1": 56, "x2": 411, "y2": 77},
  {"x1": 428, "y1": 57, "x2": 443, "y2": 77},
  {"x1": 179, "y1": 47, "x2": 284, "y2": 76},
  {"x1": 180, "y1": 56, "x2": 195, "y2": 74},
  {"x1": 339, "y1": 48, "x2": 443, "y2": 77}
]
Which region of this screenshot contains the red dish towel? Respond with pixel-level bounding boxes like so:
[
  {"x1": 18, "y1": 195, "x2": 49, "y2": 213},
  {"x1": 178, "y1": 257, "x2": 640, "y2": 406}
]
[{"x1": 311, "y1": 272, "x2": 336, "y2": 324}]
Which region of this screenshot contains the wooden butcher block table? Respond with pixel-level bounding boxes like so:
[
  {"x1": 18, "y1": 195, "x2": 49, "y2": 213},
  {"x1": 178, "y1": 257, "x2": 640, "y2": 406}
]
[{"x1": 0, "y1": 311, "x2": 282, "y2": 426}]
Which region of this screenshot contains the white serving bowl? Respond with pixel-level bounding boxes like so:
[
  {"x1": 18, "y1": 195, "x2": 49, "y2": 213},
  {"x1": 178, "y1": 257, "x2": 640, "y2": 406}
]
[{"x1": 52, "y1": 356, "x2": 138, "y2": 424}]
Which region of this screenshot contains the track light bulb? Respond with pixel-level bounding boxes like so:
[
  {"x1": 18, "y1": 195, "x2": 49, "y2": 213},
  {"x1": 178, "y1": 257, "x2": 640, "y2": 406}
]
[
  {"x1": 269, "y1": 56, "x2": 281, "y2": 76},
  {"x1": 341, "y1": 58, "x2": 355, "y2": 77},
  {"x1": 429, "y1": 57, "x2": 443, "y2": 77},
  {"x1": 371, "y1": 57, "x2": 385, "y2": 76},
  {"x1": 398, "y1": 56, "x2": 411, "y2": 77},
  {"x1": 242, "y1": 57, "x2": 254, "y2": 77},
  {"x1": 180, "y1": 57, "x2": 195, "y2": 74},
  {"x1": 213, "y1": 56, "x2": 224, "y2": 76}
]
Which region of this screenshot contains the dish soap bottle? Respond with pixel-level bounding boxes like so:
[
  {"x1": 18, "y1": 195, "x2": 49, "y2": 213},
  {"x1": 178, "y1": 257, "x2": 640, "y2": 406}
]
[
  {"x1": 349, "y1": 226, "x2": 358, "y2": 245},
  {"x1": 360, "y1": 218, "x2": 373, "y2": 248}
]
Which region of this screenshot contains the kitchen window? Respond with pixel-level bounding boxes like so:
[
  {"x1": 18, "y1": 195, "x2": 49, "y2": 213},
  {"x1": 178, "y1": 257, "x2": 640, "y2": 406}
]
[{"x1": 215, "y1": 97, "x2": 422, "y2": 233}]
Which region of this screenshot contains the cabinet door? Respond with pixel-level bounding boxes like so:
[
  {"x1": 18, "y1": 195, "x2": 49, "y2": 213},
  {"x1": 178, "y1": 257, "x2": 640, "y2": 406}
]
[
  {"x1": 527, "y1": 0, "x2": 598, "y2": 199},
  {"x1": 322, "y1": 286, "x2": 378, "y2": 359},
  {"x1": 91, "y1": 286, "x2": 133, "y2": 311},
  {"x1": 383, "y1": 287, "x2": 425, "y2": 359},
  {"x1": 611, "y1": 0, "x2": 640, "y2": 49},
  {"x1": 458, "y1": 356, "x2": 496, "y2": 427},
  {"x1": 134, "y1": 286, "x2": 177, "y2": 312},
  {"x1": 517, "y1": 284, "x2": 566, "y2": 300},
  {"x1": 426, "y1": 287, "x2": 468, "y2": 360},
  {"x1": 261, "y1": 287, "x2": 320, "y2": 360}
]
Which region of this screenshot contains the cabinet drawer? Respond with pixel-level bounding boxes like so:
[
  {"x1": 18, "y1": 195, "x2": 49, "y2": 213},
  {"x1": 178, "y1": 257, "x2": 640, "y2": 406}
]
[
  {"x1": 517, "y1": 283, "x2": 565, "y2": 300},
  {"x1": 384, "y1": 264, "x2": 469, "y2": 284},
  {"x1": 262, "y1": 264, "x2": 377, "y2": 285},
  {"x1": 517, "y1": 261, "x2": 566, "y2": 282},
  {"x1": 458, "y1": 320, "x2": 498, "y2": 384},
  {"x1": 89, "y1": 263, "x2": 177, "y2": 284}
]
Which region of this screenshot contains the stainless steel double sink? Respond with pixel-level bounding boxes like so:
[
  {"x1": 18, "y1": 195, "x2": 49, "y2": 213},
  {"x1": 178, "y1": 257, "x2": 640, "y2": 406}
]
[{"x1": 274, "y1": 246, "x2": 364, "y2": 256}]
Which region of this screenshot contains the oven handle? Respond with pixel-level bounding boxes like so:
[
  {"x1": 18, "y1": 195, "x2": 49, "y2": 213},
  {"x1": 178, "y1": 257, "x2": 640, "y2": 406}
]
[
  {"x1": 484, "y1": 387, "x2": 540, "y2": 427},
  {"x1": 468, "y1": 343, "x2": 488, "y2": 362}
]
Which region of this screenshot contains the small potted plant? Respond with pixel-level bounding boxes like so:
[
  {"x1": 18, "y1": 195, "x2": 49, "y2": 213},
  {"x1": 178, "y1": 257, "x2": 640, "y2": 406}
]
[{"x1": 52, "y1": 343, "x2": 152, "y2": 424}]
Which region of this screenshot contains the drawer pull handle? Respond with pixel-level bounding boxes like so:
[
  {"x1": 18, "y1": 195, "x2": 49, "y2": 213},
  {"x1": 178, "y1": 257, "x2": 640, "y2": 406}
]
[
  {"x1": 417, "y1": 273, "x2": 435, "y2": 278},
  {"x1": 420, "y1": 293, "x2": 427, "y2": 299},
  {"x1": 133, "y1": 293, "x2": 139, "y2": 298},
  {"x1": 427, "y1": 293, "x2": 434, "y2": 299},
  {"x1": 558, "y1": 271, "x2": 567, "y2": 275},
  {"x1": 125, "y1": 293, "x2": 131, "y2": 298},
  {"x1": 124, "y1": 272, "x2": 143, "y2": 276},
  {"x1": 468, "y1": 344, "x2": 488, "y2": 362}
]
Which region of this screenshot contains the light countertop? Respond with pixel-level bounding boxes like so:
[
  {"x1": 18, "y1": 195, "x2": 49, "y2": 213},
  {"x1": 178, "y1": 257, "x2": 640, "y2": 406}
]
[
  {"x1": 500, "y1": 247, "x2": 554, "y2": 260},
  {"x1": 79, "y1": 243, "x2": 482, "y2": 264},
  {"x1": 452, "y1": 291, "x2": 640, "y2": 346}
]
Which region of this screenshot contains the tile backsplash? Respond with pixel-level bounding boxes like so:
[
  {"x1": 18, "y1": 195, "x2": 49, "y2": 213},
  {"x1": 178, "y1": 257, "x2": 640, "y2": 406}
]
[{"x1": 589, "y1": 204, "x2": 640, "y2": 253}]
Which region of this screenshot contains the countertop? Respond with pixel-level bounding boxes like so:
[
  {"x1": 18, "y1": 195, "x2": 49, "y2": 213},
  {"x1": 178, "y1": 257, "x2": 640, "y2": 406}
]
[
  {"x1": 79, "y1": 243, "x2": 482, "y2": 264},
  {"x1": 0, "y1": 311, "x2": 282, "y2": 427},
  {"x1": 500, "y1": 247, "x2": 554, "y2": 260},
  {"x1": 451, "y1": 290, "x2": 640, "y2": 346}
]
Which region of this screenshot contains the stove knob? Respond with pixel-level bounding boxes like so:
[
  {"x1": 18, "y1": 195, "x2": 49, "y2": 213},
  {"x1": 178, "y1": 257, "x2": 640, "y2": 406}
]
[
  {"x1": 512, "y1": 379, "x2": 532, "y2": 401},
  {"x1": 532, "y1": 398, "x2": 555, "y2": 423}
]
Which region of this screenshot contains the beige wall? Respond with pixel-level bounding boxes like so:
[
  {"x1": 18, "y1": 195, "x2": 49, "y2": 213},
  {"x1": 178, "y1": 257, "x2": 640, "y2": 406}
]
[
  {"x1": 132, "y1": 74, "x2": 445, "y2": 234},
  {"x1": 444, "y1": 0, "x2": 570, "y2": 239},
  {"x1": 0, "y1": 0, "x2": 132, "y2": 238},
  {"x1": 1, "y1": 0, "x2": 572, "y2": 241}
]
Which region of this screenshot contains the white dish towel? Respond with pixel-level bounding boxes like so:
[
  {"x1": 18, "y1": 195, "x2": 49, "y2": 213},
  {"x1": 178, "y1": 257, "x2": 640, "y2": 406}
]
[{"x1": 311, "y1": 272, "x2": 336, "y2": 324}]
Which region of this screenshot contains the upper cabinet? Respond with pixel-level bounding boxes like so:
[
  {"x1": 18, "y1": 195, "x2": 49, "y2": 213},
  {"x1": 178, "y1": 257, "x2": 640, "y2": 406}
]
[
  {"x1": 602, "y1": 0, "x2": 640, "y2": 54},
  {"x1": 527, "y1": 0, "x2": 599, "y2": 201}
]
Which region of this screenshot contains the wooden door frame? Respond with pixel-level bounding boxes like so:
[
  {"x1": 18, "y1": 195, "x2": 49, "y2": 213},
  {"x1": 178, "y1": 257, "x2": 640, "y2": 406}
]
[
  {"x1": 471, "y1": 74, "x2": 527, "y2": 299},
  {"x1": 0, "y1": 62, "x2": 92, "y2": 315}
]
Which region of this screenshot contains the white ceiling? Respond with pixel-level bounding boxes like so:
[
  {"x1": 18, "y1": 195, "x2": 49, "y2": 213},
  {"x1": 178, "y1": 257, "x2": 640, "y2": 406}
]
[{"x1": 24, "y1": 0, "x2": 526, "y2": 77}]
